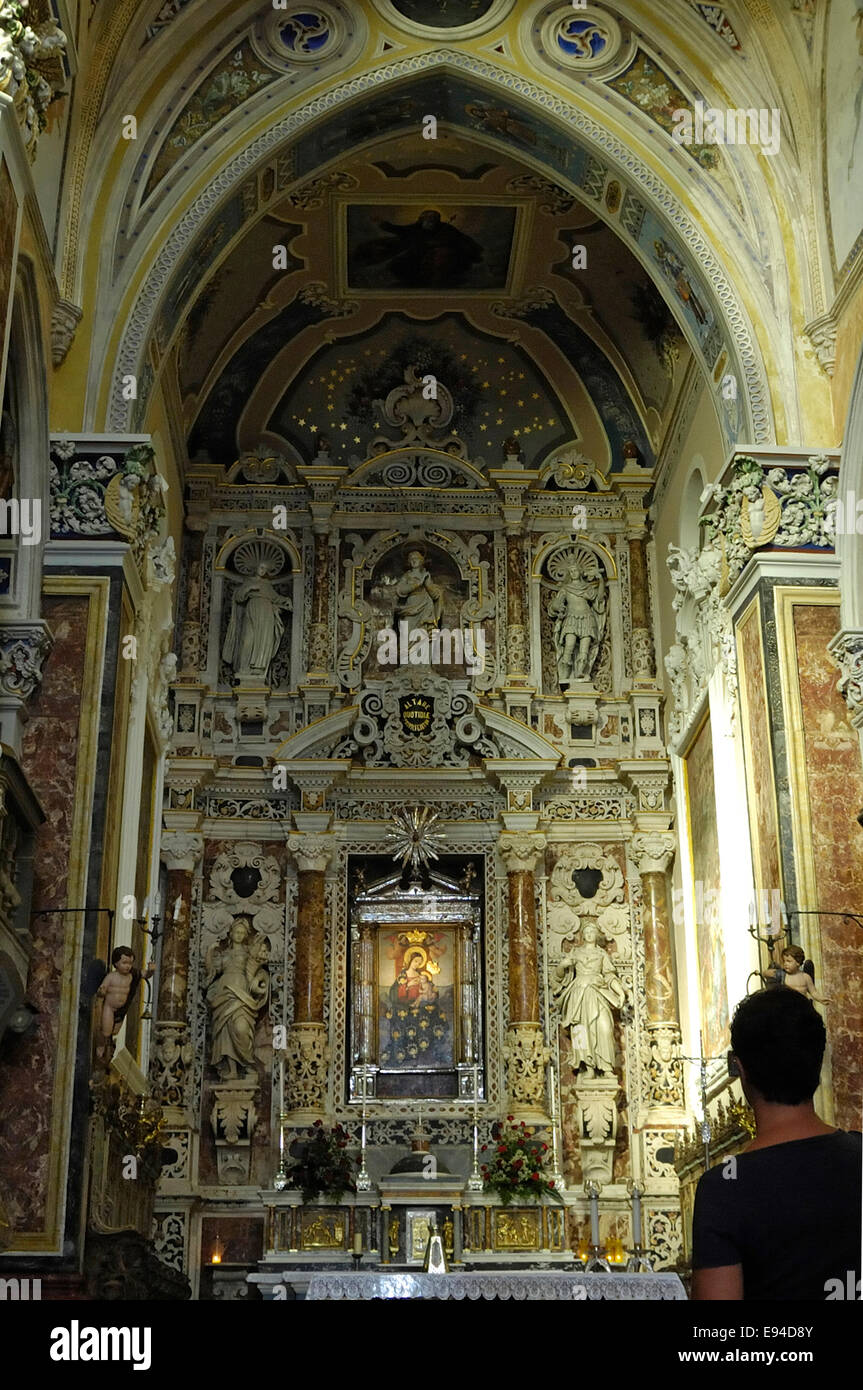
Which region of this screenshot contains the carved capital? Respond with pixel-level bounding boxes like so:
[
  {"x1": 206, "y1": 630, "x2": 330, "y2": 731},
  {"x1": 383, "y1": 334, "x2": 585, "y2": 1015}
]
[
  {"x1": 498, "y1": 832, "x2": 546, "y2": 876},
  {"x1": 160, "y1": 831, "x2": 204, "y2": 873},
  {"x1": 211, "y1": 1081, "x2": 258, "y2": 1184},
  {"x1": 149, "y1": 1021, "x2": 193, "y2": 1110},
  {"x1": 828, "y1": 628, "x2": 863, "y2": 727},
  {"x1": 804, "y1": 311, "x2": 837, "y2": 377},
  {"x1": 572, "y1": 1076, "x2": 619, "y2": 1186},
  {"x1": 284, "y1": 1022, "x2": 329, "y2": 1115},
  {"x1": 289, "y1": 833, "x2": 335, "y2": 874},
  {"x1": 0, "y1": 622, "x2": 53, "y2": 700},
  {"x1": 50, "y1": 299, "x2": 83, "y2": 366},
  {"x1": 0, "y1": 3, "x2": 68, "y2": 156},
  {"x1": 502, "y1": 1023, "x2": 549, "y2": 1111},
  {"x1": 640, "y1": 1023, "x2": 685, "y2": 1112},
  {"x1": 630, "y1": 832, "x2": 676, "y2": 876}
]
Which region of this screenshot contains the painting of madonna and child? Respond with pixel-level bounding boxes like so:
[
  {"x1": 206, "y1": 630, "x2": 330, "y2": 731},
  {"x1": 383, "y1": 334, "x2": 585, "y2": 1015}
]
[{"x1": 377, "y1": 927, "x2": 457, "y2": 1097}]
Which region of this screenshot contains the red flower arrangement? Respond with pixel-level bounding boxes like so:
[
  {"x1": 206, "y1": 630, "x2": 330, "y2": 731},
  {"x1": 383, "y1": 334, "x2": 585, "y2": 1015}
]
[
  {"x1": 481, "y1": 1118, "x2": 561, "y2": 1206},
  {"x1": 286, "y1": 1120, "x2": 356, "y2": 1204}
]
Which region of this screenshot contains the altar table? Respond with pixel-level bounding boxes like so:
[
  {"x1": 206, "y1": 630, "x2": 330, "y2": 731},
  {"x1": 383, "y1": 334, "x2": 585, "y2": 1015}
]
[{"x1": 305, "y1": 1270, "x2": 686, "y2": 1300}]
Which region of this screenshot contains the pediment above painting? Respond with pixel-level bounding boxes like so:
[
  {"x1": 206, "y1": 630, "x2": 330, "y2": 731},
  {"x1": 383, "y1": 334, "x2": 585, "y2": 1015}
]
[{"x1": 272, "y1": 674, "x2": 561, "y2": 773}]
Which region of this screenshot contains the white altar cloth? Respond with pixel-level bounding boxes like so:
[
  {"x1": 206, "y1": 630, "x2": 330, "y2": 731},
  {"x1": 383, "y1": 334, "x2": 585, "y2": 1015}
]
[{"x1": 305, "y1": 1270, "x2": 686, "y2": 1300}]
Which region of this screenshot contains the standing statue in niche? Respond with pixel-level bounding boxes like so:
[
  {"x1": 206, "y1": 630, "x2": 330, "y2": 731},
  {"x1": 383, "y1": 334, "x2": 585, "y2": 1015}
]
[
  {"x1": 548, "y1": 556, "x2": 607, "y2": 686},
  {"x1": 552, "y1": 923, "x2": 626, "y2": 1077},
  {"x1": 205, "y1": 917, "x2": 270, "y2": 1080},
  {"x1": 222, "y1": 558, "x2": 292, "y2": 683},
  {"x1": 393, "y1": 548, "x2": 443, "y2": 635}
]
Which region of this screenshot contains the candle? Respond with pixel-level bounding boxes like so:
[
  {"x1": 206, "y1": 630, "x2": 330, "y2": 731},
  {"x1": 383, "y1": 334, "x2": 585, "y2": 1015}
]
[
  {"x1": 353, "y1": 1232, "x2": 363, "y2": 1256},
  {"x1": 747, "y1": 899, "x2": 756, "y2": 927},
  {"x1": 588, "y1": 1185, "x2": 600, "y2": 1246},
  {"x1": 632, "y1": 1186, "x2": 643, "y2": 1247},
  {"x1": 278, "y1": 1056, "x2": 284, "y2": 1116}
]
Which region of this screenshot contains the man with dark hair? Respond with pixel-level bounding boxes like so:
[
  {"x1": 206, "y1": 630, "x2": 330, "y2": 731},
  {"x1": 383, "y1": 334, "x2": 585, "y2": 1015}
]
[{"x1": 692, "y1": 987, "x2": 861, "y2": 1300}]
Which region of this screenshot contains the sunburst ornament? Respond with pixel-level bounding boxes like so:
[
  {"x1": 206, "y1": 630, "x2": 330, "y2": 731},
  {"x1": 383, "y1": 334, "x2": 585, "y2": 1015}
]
[{"x1": 384, "y1": 806, "x2": 445, "y2": 877}]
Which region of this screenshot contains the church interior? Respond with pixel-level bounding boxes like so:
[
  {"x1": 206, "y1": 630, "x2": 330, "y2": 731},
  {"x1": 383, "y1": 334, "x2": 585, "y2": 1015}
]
[{"x1": 0, "y1": 0, "x2": 861, "y2": 1305}]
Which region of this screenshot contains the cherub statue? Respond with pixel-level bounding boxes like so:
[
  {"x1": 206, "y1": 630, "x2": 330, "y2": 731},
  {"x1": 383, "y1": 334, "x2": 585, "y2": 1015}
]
[
  {"x1": 765, "y1": 942, "x2": 830, "y2": 1004},
  {"x1": 94, "y1": 946, "x2": 155, "y2": 1065}
]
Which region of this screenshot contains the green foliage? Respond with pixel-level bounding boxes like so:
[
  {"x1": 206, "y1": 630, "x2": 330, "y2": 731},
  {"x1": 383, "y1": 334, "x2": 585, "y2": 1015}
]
[{"x1": 286, "y1": 1121, "x2": 356, "y2": 1205}]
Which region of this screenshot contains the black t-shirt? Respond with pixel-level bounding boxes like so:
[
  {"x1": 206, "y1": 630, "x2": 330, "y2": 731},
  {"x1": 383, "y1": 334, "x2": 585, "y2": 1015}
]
[{"x1": 692, "y1": 1130, "x2": 862, "y2": 1300}]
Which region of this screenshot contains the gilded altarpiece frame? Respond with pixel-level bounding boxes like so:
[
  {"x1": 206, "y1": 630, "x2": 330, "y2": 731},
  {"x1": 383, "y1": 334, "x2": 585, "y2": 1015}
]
[
  {"x1": 330, "y1": 839, "x2": 502, "y2": 1122},
  {"x1": 349, "y1": 867, "x2": 482, "y2": 1101}
]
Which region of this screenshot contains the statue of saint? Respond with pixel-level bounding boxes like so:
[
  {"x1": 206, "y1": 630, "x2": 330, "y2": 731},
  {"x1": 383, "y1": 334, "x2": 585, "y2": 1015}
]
[
  {"x1": 393, "y1": 548, "x2": 443, "y2": 635},
  {"x1": 552, "y1": 923, "x2": 626, "y2": 1078},
  {"x1": 548, "y1": 558, "x2": 606, "y2": 686},
  {"x1": 222, "y1": 562, "x2": 291, "y2": 682},
  {"x1": 205, "y1": 918, "x2": 269, "y2": 1080}
]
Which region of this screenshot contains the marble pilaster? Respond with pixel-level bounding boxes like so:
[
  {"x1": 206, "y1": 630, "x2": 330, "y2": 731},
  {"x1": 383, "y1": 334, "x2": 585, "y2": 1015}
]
[
  {"x1": 630, "y1": 832, "x2": 685, "y2": 1123},
  {"x1": 499, "y1": 832, "x2": 548, "y2": 1116},
  {"x1": 286, "y1": 833, "x2": 334, "y2": 1118},
  {"x1": 157, "y1": 831, "x2": 203, "y2": 1022},
  {"x1": 628, "y1": 536, "x2": 655, "y2": 680}
]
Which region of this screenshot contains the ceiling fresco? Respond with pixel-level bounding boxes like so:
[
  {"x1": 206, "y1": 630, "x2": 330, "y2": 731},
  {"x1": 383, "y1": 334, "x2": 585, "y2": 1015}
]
[
  {"x1": 171, "y1": 128, "x2": 694, "y2": 474},
  {"x1": 264, "y1": 313, "x2": 574, "y2": 468}
]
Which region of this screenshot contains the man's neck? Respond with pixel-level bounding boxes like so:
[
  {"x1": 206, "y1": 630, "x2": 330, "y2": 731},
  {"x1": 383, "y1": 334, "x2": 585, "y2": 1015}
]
[{"x1": 748, "y1": 1098, "x2": 836, "y2": 1150}]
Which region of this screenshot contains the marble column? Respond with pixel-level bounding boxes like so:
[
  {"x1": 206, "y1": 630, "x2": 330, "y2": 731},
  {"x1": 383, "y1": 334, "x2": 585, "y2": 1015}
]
[
  {"x1": 499, "y1": 832, "x2": 549, "y2": 1116},
  {"x1": 628, "y1": 535, "x2": 655, "y2": 680},
  {"x1": 151, "y1": 831, "x2": 203, "y2": 1117},
  {"x1": 157, "y1": 832, "x2": 204, "y2": 1022},
  {"x1": 630, "y1": 832, "x2": 684, "y2": 1118},
  {"x1": 286, "y1": 833, "x2": 334, "y2": 1118},
  {"x1": 178, "y1": 517, "x2": 208, "y2": 677},
  {"x1": 505, "y1": 529, "x2": 529, "y2": 677}
]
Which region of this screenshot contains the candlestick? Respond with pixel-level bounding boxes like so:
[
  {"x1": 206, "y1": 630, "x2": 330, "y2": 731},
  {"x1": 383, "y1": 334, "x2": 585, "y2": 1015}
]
[
  {"x1": 356, "y1": 1073, "x2": 372, "y2": 1192},
  {"x1": 467, "y1": 1061, "x2": 483, "y2": 1191},
  {"x1": 549, "y1": 1063, "x2": 561, "y2": 1176},
  {"x1": 632, "y1": 1185, "x2": 643, "y2": 1247},
  {"x1": 588, "y1": 1185, "x2": 600, "y2": 1247},
  {"x1": 584, "y1": 1181, "x2": 610, "y2": 1272}
]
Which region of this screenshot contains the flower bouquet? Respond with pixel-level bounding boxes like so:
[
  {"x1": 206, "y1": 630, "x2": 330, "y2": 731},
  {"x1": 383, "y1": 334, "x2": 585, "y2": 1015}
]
[
  {"x1": 480, "y1": 1116, "x2": 561, "y2": 1205},
  {"x1": 286, "y1": 1120, "x2": 356, "y2": 1204}
]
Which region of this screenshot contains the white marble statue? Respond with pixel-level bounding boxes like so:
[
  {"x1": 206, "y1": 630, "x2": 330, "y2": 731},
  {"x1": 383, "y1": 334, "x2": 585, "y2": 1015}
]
[
  {"x1": 552, "y1": 923, "x2": 626, "y2": 1077},
  {"x1": 548, "y1": 558, "x2": 607, "y2": 685},
  {"x1": 222, "y1": 562, "x2": 292, "y2": 682},
  {"x1": 205, "y1": 918, "x2": 269, "y2": 1080},
  {"x1": 393, "y1": 548, "x2": 443, "y2": 635}
]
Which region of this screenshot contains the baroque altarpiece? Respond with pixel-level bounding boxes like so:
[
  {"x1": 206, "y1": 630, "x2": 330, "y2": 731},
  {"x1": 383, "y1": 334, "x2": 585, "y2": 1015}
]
[{"x1": 148, "y1": 377, "x2": 685, "y2": 1289}]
